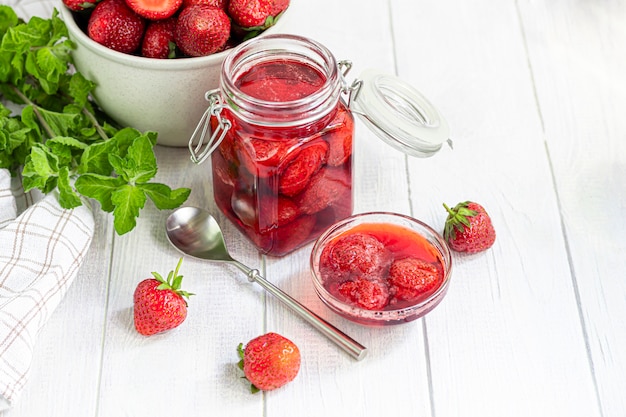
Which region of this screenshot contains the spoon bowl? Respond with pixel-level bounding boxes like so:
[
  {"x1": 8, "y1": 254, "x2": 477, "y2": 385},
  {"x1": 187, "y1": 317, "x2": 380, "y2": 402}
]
[
  {"x1": 165, "y1": 206, "x2": 234, "y2": 262},
  {"x1": 165, "y1": 206, "x2": 367, "y2": 360}
]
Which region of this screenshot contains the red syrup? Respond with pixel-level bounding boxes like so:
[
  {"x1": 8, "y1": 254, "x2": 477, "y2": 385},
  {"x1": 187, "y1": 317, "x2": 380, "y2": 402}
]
[
  {"x1": 319, "y1": 223, "x2": 446, "y2": 311},
  {"x1": 211, "y1": 58, "x2": 354, "y2": 256}
]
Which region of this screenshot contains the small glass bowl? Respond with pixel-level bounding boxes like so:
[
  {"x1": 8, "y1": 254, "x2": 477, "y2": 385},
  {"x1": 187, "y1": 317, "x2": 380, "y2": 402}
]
[{"x1": 310, "y1": 212, "x2": 452, "y2": 326}]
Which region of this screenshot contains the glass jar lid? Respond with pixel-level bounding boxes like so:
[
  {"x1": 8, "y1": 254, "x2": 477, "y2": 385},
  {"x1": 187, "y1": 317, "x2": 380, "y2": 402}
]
[{"x1": 349, "y1": 69, "x2": 450, "y2": 158}]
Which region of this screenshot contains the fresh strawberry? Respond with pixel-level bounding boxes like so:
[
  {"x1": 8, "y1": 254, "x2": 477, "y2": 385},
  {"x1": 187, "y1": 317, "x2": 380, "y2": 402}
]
[
  {"x1": 228, "y1": 0, "x2": 271, "y2": 28},
  {"x1": 133, "y1": 258, "x2": 194, "y2": 336},
  {"x1": 125, "y1": 0, "x2": 182, "y2": 20},
  {"x1": 237, "y1": 332, "x2": 301, "y2": 392},
  {"x1": 337, "y1": 276, "x2": 390, "y2": 310},
  {"x1": 443, "y1": 201, "x2": 496, "y2": 253},
  {"x1": 175, "y1": 5, "x2": 231, "y2": 57},
  {"x1": 88, "y1": 0, "x2": 146, "y2": 54},
  {"x1": 388, "y1": 258, "x2": 442, "y2": 301},
  {"x1": 62, "y1": 0, "x2": 98, "y2": 12},
  {"x1": 320, "y1": 232, "x2": 391, "y2": 282},
  {"x1": 268, "y1": 0, "x2": 289, "y2": 16},
  {"x1": 182, "y1": 0, "x2": 228, "y2": 9},
  {"x1": 295, "y1": 166, "x2": 351, "y2": 215},
  {"x1": 278, "y1": 141, "x2": 328, "y2": 197},
  {"x1": 141, "y1": 17, "x2": 177, "y2": 58}
]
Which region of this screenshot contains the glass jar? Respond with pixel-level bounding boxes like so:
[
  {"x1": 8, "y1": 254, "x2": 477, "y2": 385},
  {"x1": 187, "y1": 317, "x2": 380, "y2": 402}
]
[{"x1": 189, "y1": 34, "x2": 450, "y2": 257}]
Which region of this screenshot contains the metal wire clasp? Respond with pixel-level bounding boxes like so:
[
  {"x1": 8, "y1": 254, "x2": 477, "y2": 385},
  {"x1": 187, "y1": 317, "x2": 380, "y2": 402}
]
[
  {"x1": 338, "y1": 60, "x2": 362, "y2": 108},
  {"x1": 188, "y1": 89, "x2": 232, "y2": 164}
]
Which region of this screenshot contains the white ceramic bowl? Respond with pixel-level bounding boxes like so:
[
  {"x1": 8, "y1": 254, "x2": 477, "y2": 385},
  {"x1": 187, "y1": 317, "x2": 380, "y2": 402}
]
[{"x1": 59, "y1": 5, "x2": 288, "y2": 147}]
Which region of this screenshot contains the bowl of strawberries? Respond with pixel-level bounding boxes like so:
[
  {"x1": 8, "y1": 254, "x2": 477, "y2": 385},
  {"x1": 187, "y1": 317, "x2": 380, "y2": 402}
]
[
  {"x1": 59, "y1": 0, "x2": 290, "y2": 147},
  {"x1": 310, "y1": 212, "x2": 453, "y2": 326}
]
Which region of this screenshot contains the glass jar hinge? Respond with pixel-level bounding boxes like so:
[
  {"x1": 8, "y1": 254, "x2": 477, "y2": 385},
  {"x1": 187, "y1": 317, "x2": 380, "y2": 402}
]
[{"x1": 188, "y1": 89, "x2": 232, "y2": 164}]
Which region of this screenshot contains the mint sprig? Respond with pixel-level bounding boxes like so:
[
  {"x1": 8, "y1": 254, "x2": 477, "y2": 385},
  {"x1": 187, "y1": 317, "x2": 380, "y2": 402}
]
[{"x1": 0, "y1": 6, "x2": 190, "y2": 235}]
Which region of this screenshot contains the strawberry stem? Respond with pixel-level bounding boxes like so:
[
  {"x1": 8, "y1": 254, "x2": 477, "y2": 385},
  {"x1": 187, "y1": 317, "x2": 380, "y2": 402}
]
[{"x1": 152, "y1": 258, "x2": 194, "y2": 299}]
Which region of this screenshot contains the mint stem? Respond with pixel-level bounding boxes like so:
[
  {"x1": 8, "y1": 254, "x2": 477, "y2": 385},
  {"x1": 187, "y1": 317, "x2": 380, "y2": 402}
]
[
  {"x1": 10, "y1": 84, "x2": 56, "y2": 139},
  {"x1": 81, "y1": 107, "x2": 109, "y2": 141}
]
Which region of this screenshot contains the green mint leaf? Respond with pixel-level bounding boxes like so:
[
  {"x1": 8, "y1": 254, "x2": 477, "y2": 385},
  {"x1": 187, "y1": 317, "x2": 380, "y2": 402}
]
[
  {"x1": 107, "y1": 153, "x2": 127, "y2": 181},
  {"x1": 78, "y1": 139, "x2": 117, "y2": 175},
  {"x1": 110, "y1": 127, "x2": 143, "y2": 156},
  {"x1": 21, "y1": 144, "x2": 59, "y2": 193},
  {"x1": 0, "y1": 104, "x2": 39, "y2": 170},
  {"x1": 139, "y1": 182, "x2": 191, "y2": 210},
  {"x1": 57, "y1": 165, "x2": 82, "y2": 208},
  {"x1": 46, "y1": 135, "x2": 88, "y2": 167},
  {"x1": 75, "y1": 173, "x2": 125, "y2": 212},
  {"x1": 107, "y1": 132, "x2": 158, "y2": 183},
  {"x1": 111, "y1": 184, "x2": 146, "y2": 235},
  {"x1": 126, "y1": 133, "x2": 157, "y2": 183},
  {"x1": 37, "y1": 106, "x2": 79, "y2": 137},
  {"x1": 68, "y1": 72, "x2": 95, "y2": 108},
  {"x1": 0, "y1": 6, "x2": 18, "y2": 37}
]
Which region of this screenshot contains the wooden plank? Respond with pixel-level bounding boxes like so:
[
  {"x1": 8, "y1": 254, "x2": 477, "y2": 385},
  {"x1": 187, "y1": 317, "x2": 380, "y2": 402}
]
[
  {"x1": 518, "y1": 1, "x2": 626, "y2": 415},
  {"x1": 393, "y1": 0, "x2": 602, "y2": 415},
  {"x1": 94, "y1": 147, "x2": 267, "y2": 416}
]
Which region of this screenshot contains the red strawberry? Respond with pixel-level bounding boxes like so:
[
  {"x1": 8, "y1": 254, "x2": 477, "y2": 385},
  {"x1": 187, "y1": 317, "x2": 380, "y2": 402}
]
[
  {"x1": 295, "y1": 166, "x2": 351, "y2": 215},
  {"x1": 271, "y1": 213, "x2": 316, "y2": 255},
  {"x1": 62, "y1": 0, "x2": 98, "y2": 12},
  {"x1": 278, "y1": 141, "x2": 328, "y2": 197},
  {"x1": 237, "y1": 332, "x2": 301, "y2": 392},
  {"x1": 243, "y1": 213, "x2": 316, "y2": 256},
  {"x1": 325, "y1": 106, "x2": 354, "y2": 166},
  {"x1": 443, "y1": 201, "x2": 496, "y2": 253},
  {"x1": 87, "y1": 0, "x2": 146, "y2": 54},
  {"x1": 337, "y1": 276, "x2": 390, "y2": 310},
  {"x1": 257, "y1": 195, "x2": 299, "y2": 231},
  {"x1": 320, "y1": 232, "x2": 391, "y2": 282},
  {"x1": 133, "y1": 258, "x2": 194, "y2": 336},
  {"x1": 182, "y1": 0, "x2": 228, "y2": 9},
  {"x1": 175, "y1": 5, "x2": 231, "y2": 57},
  {"x1": 125, "y1": 0, "x2": 182, "y2": 20},
  {"x1": 141, "y1": 17, "x2": 177, "y2": 58},
  {"x1": 268, "y1": 0, "x2": 289, "y2": 16},
  {"x1": 228, "y1": 0, "x2": 271, "y2": 28},
  {"x1": 236, "y1": 136, "x2": 298, "y2": 178},
  {"x1": 388, "y1": 258, "x2": 442, "y2": 301}
]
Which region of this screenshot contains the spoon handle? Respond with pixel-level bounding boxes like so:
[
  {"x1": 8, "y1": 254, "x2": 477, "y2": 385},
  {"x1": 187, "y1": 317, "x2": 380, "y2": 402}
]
[{"x1": 246, "y1": 268, "x2": 367, "y2": 361}]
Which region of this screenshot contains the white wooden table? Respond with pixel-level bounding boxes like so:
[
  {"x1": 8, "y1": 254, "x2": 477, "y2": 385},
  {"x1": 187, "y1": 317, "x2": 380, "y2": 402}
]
[{"x1": 3, "y1": 0, "x2": 626, "y2": 416}]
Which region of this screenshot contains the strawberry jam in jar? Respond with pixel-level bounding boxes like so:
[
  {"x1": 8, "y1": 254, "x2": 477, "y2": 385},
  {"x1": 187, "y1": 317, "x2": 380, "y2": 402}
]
[
  {"x1": 190, "y1": 35, "x2": 451, "y2": 257},
  {"x1": 191, "y1": 35, "x2": 354, "y2": 256}
]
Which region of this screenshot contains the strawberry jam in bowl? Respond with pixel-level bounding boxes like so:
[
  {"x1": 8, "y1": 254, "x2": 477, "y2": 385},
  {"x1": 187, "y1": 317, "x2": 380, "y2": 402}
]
[
  {"x1": 192, "y1": 35, "x2": 354, "y2": 257},
  {"x1": 310, "y1": 212, "x2": 452, "y2": 326}
]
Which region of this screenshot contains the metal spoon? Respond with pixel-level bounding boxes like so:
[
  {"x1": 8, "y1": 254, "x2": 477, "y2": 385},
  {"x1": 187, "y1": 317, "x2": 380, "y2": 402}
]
[{"x1": 165, "y1": 206, "x2": 367, "y2": 361}]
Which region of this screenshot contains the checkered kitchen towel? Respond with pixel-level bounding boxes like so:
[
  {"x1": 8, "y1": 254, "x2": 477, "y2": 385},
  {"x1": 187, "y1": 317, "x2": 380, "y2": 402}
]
[{"x1": 0, "y1": 169, "x2": 94, "y2": 410}]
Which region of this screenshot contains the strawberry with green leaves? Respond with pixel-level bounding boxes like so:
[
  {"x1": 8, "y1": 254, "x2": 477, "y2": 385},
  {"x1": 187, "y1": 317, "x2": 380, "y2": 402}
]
[
  {"x1": 228, "y1": 0, "x2": 286, "y2": 40},
  {"x1": 133, "y1": 258, "x2": 194, "y2": 336},
  {"x1": 443, "y1": 201, "x2": 496, "y2": 253},
  {"x1": 237, "y1": 332, "x2": 301, "y2": 392}
]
